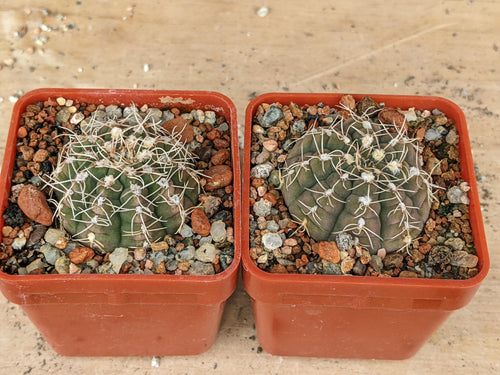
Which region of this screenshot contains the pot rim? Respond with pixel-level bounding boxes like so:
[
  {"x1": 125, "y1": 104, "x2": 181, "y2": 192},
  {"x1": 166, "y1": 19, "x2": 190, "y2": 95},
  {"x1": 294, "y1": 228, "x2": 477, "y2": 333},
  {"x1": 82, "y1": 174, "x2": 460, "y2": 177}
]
[
  {"x1": 0, "y1": 88, "x2": 241, "y2": 285},
  {"x1": 242, "y1": 92, "x2": 490, "y2": 289}
]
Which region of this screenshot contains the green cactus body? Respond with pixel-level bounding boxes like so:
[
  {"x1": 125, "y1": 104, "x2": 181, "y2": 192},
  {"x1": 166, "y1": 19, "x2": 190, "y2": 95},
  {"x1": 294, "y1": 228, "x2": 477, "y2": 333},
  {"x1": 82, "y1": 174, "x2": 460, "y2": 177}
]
[
  {"x1": 281, "y1": 113, "x2": 432, "y2": 254},
  {"x1": 50, "y1": 111, "x2": 199, "y2": 251}
]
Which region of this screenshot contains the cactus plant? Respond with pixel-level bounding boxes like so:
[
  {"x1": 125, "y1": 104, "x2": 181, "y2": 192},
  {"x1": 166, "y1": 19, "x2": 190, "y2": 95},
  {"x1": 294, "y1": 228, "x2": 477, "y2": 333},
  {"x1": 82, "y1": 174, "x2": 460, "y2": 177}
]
[
  {"x1": 48, "y1": 109, "x2": 200, "y2": 251},
  {"x1": 281, "y1": 108, "x2": 435, "y2": 254}
]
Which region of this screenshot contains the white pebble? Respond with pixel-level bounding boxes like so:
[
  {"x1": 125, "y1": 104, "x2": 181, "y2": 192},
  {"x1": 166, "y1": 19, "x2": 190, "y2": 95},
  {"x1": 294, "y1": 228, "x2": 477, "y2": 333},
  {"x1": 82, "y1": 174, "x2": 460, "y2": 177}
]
[
  {"x1": 210, "y1": 221, "x2": 226, "y2": 243},
  {"x1": 257, "y1": 6, "x2": 269, "y2": 17},
  {"x1": 262, "y1": 232, "x2": 283, "y2": 250},
  {"x1": 70, "y1": 112, "x2": 85, "y2": 124}
]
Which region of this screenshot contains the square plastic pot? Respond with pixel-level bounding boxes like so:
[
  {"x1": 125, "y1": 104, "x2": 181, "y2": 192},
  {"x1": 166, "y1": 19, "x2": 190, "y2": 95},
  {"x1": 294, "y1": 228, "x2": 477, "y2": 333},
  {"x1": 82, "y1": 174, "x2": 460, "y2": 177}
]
[
  {"x1": 242, "y1": 93, "x2": 490, "y2": 359},
  {"x1": 0, "y1": 88, "x2": 241, "y2": 356}
]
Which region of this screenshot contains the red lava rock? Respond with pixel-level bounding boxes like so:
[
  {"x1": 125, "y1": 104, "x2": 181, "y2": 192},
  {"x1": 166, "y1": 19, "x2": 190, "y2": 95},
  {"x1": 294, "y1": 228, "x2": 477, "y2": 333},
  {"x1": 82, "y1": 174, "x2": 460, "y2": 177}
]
[
  {"x1": 378, "y1": 108, "x2": 407, "y2": 131},
  {"x1": 204, "y1": 165, "x2": 233, "y2": 191},
  {"x1": 191, "y1": 208, "x2": 211, "y2": 236},
  {"x1": 19, "y1": 145, "x2": 34, "y2": 161},
  {"x1": 269, "y1": 264, "x2": 288, "y2": 273},
  {"x1": 33, "y1": 149, "x2": 50, "y2": 163},
  {"x1": 317, "y1": 241, "x2": 340, "y2": 263},
  {"x1": 263, "y1": 192, "x2": 277, "y2": 206},
  {"x1": 295, "y1": 254, "x2": 309, "y2": 268},
  {"x1": 213, "y1": 138, "x2": 230, "y2": 149},
  {"x1": 17, "y1": 184, "x2": 53, "y2": 226},
  {"x1": 17, "y1": 126, "x2": 28, "y2": 138},
  {"x1": 340, "y1": 94, "x2": 356, "y2": 110},
  {"x1": 399, "y1": 270, "x2": 419, "y2": 278},
  {"x1": 210, "y1": 149, "x2": 230, "y2": 165},
  {"x1": 262, "y1": 139, "x2": 278, "y2": 152},
  {"x1": 162, "y1": 117, "x2": 194, "y2": 143},
  {"x1": 206, "y1": 128, "x2": 221, "y2": 140},
  {"x1": 69, "y1": 246, "x2": 95, "y2": 265}
]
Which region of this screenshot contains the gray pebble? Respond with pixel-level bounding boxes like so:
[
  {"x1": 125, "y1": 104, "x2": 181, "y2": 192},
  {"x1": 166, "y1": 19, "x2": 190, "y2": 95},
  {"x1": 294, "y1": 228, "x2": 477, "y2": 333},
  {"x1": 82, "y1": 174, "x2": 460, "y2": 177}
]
[
  {"x1": 260, "y1": 105, "x2": 283, "y2": 128},
  {"x1": 195, "y1": 243, "x2": 218, "y2": 262},
  {"x1": 445, "y1": 128, "x2": 459, "y2": 145},
  {"x1": 26, "y1": 225, "x2": 47, "y2": 247},
  {"x1": 447, "y1": 186, "x2": 470, "y2": 204},
  {"x1": 437, "y1": 235, "x2": 446, "y2": 244},
  {"x1": 291, "y1": 120, "x2": 306, "y2": 135},
  {"x1": 11, "y1": 237, "x2": 27, "y2": 250},
  {"x1": 250, "y1": 162, "x2": 274, "y2": 178},
  {"x1": 26, "y1": 258, "x2": 45, "y2": 274},
  {"x1": 92, "y1": 109, "x2": 107, "y2": 122},
  {"x1": 187, "y1": 141, "x2": 202, "y2": 152},
  {"x1": 262, "y1": 232, "x2": 283, "y2": 250},
  {"x1": 444, "y1": 237, "x2": 465, "y2": 251},
  {"x1": 147, "y1": 108, "x2": 163, "y2": 123},
  {"x1": 109, "y1": 247, "x2": 129, "y2": 273},
  {"x1": 204, "y1": 111, "x2": 216, "y2": 125},
  {"x1": 198, "y1": 236, "x2": 213, "y2": 246},
  {"x1": 268, "y1": 170, "x2": 282, "y2": 187},
  {"x1": 150, "y1": 251, "x2": 168, "y2": 266},
  {"x1": 202, "y1": 195, "x2": 221, "y2": 217},
  {"x1": 189, "y1": 261, "x2": 215, "y2": 275},
  {"x1": 266, "y1": 220, "x2": 280, "y2": 232},
  {"x1": 55, "y1": 256, "x2": 70, "y2": 274},
  {"x1": 220, "y1": 254, "x2": 233, "y2": 270},
  {"x1": 255, "y1": 149, "x2": 271, "y2": 164},
  {"x1": 352, "y1": 259, "x2": 367, "y2": 276},
  {"x1": 165, "y1": 259, "x2": 178, "y2": 271},
  {"x1": 253, "y1": 199, "x2": 272, "y2": 217},
  {"x1": 123, "y1": 105, "x2": 139, "y2": 118},
  {"x1": 44, "y1": 228, "x2": 67, "y2": 246},
  {"x1": 282, "y1": 139, "x2": 295, "y2": 151},
  {"x1": 105, "y1": 105, "x2": 122, "y2": 119},
  {"x1": 336, "y1": 232, "x2": 354, "y2": 252},
  {"x1": 55, "y1": 107, "x2": 71, "y2": 123},
  {"x1": 83, "y1": 259, "x2": 99, "y2": 272},
  {"x1": 162, "y1": 110, "x2": 175, "y2": 122},
  {"x1": 96, "y1": 262, "x2": 114, "y2": 274},
  {"x1": 40, "y1": 243, "x2": 63, "y2": 265},
  {"x1": 218, "y1": 122, "x2": 229, "y2": 132},
  {"x1": 432, "y1": 109, "x2": 443, "y2": 116},
  {"x1": 181, "y1": 113, "x2": 194, "y2": 122},
  {"x1": 276, "y1": 258, "x2": 295, "y2": 266},
  {"x1": 210, "y1": 221, "x2": 226, "y2": 243},
  {"x1": 322, "y1": 259, "x2": 342, "y2": 275},
  {"x1": 176, "y1": 246, "x2": 196, "y2": 262},
  {"x1": 180, "y1": 224, "x2": 193, "y2": 238},
  {"x1": 29, "y1": 175, "x2": 43, "y2": 187},
  {"x1": 450, "y1": 251, "x2": 478, "y2": 268},
  {"x1": 369, "y1": 255, "x2": 384, "y2": 273},
  {"x1": 424, "y1": 126, "x2": 448, "y2": 141}
]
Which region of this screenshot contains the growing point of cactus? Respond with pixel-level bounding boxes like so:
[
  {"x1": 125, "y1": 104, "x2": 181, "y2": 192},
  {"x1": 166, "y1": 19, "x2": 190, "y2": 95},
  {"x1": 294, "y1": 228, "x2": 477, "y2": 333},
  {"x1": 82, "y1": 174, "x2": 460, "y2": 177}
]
[
  {"x1": 281, "y1": 108, "x2": 434, "y2": 254},
  {"x1": 48, "y1": 109, "x2": 200, "y2": 251}
]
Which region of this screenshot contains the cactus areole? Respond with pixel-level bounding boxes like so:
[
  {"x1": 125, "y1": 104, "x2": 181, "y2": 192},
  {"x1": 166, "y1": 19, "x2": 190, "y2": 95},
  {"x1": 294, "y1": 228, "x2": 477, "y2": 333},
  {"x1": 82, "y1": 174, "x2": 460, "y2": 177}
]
[
  {"x1": 49, "y1": 110, "x2": 200, "y2": 251},
  {"x1": 281, "y1": 110, "x2": 434, "y2": 254}
]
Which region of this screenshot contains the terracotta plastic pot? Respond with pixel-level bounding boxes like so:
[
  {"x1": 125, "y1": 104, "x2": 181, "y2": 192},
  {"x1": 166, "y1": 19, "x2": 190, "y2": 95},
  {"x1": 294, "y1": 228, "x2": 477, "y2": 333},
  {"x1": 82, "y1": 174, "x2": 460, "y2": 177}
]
[
  {"x1": 0, "y1": 88, "x2": 241, "y2": 356},
  {"x1": 242, "y1": 93, "x2": 490, "y2": 359}
]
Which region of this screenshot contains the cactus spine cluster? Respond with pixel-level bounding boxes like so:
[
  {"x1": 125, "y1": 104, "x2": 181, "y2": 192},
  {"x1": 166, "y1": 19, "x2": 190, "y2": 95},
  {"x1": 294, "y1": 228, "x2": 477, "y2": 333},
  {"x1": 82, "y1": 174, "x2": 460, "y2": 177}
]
[
  {"x1": 281, "y1": 107, "x2": 434, "y2": 254},
  {"x1": 48, "y1": 109, "x2": 199, "y2": 251}
]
